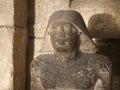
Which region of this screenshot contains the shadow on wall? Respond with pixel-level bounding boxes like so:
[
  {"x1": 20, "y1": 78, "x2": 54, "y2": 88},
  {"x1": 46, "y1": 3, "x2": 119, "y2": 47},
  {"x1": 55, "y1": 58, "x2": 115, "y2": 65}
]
[
  {"x1": 88, "y1": 14, "x2": 120, "y2": 76},
  {"x1": 26, "y1": 0, "x2": 35, "y2": 90},
  {"x1": 96, "y1": 39, "x2": 120, "y2": 76}
]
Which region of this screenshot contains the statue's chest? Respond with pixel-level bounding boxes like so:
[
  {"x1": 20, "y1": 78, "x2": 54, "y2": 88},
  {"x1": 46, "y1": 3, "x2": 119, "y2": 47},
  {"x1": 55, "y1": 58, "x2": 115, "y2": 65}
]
[{"x1": 40, "y1": 61, "x2": 98, "y2": 89}]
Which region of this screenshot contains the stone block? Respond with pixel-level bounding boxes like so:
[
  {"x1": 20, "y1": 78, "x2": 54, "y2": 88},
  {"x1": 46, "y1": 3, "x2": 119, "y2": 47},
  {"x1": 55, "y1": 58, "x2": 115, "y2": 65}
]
[
  {"x1": 71, "y1": 0, "x2": 120, "y2": 38},
  {"x1": 0, "y1": 26, "x2": 14, "y2": 90},
  {"x1": 88, "y1": 14, "x2": 120, "y2": 38},
  {"x1": 29, "y1": 0, "x2": 120, "y2": 38},
  {"x1": 0, "y1": 0, "x2": 14, "y2": 26}
]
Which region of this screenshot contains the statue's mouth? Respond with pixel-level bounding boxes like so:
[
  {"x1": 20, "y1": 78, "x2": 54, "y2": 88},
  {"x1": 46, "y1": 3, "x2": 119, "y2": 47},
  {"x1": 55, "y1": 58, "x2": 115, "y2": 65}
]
[{"x1": 56, "y1": 42, "x2": 67, "y2": 45}]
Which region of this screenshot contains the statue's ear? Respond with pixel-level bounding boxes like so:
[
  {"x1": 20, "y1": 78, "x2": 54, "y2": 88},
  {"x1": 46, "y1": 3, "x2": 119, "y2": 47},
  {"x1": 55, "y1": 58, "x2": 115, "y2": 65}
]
[
  {"x1": 47, "y1": 30, "x2": 51, "y2": 35},
  {"x1": 46, "y1": 25, "x2": 53, "y2": 35},
  {"x1": 46, "y1": 26, "x2": 51, "y2": 35},
  {"x1": 47, "y1": 29, "x2": 54, "y2": 35},
  {"x1": 78, "y1": 31, "x2": 82, "y2": 35}
]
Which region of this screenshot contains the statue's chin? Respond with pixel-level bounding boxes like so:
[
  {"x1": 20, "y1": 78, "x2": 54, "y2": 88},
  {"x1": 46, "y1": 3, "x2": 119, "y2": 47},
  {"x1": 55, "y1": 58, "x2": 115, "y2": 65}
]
[
  {"x1": 53, "y1": 42, "x2": 74, "y2": 52},
  {"x1": 55, "y1": 48, "x2": 69, "y2": 52},
  {"x1": 47, "y1": 88, "x2": 79, "y2": 90}
]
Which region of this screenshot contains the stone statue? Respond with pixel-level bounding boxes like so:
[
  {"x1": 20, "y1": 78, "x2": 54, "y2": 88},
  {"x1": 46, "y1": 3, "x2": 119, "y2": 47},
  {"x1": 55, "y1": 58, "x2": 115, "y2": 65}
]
[{"x1": 30, "y1": 10, "x2": 112, "y2": 90}]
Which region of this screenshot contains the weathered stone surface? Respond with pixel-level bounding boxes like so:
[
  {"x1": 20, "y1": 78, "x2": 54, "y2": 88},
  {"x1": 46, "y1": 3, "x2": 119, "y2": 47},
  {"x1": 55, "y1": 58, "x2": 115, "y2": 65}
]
[
  {"x1": 13, "y1": 27, "x2": 27, "y2": 90},
  {"x1": 29, "y1": 0, "x2": 120, "y2": 38},
  {"x1": 31, "y1": 53, "x2": 112, "y2": 90},
  {"x1": 0, "y1": 26, "x2": 14, "y2": 90},
  {"x1": 71, "y1": 0, "x2": 120, "y2": 38},
  {"x1": 88, "y1": 14, "x2": 120, "y2": 39},
  {"x1": 0, "y1": 0, "x2": 14, "y2": 26},
  {"x1": 29, "y1": 0, "x2": 70, "y2": 38},
  {"x1": 71, "y1": 0, "x2": 120, "y2": 24},
  {"x1": 31, "y1": 10, "x2": 112, "y2": 90}
]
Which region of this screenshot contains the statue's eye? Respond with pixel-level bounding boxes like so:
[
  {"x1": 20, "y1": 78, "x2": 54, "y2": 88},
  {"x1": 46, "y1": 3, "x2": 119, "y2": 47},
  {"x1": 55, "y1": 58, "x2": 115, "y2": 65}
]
[
  {"x1": 51, "y1": 25, "x2": 62, "y2": 33},
  {"x1": 71, "y1": 27, "x2": 77, "y2": 33},
  {"x1": 79, "y1": 32, "x2": 82, "y2": 35},
  {"x1": 51, "y1": 25, "x2": 57, "y2": 31},
  {"x1": 64, "y1": 24, "x2": 71, "y2": 33}
]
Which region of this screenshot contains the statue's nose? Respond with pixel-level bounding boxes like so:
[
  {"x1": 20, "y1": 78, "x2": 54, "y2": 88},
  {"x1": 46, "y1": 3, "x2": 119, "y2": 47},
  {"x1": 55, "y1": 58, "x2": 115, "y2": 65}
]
[
  {"x1": 58, "y1": 27, "x2": 65, "y2": 37},
  {"x1": 59, "y1": 31, "x2": 65, "y2": 37}
]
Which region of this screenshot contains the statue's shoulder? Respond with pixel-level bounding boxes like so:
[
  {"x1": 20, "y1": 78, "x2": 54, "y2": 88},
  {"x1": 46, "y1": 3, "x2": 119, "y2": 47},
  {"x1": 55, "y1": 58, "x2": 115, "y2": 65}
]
[
  {"x1": 87, "y1": 53, "x2": 112, "y2": 71},
  {"x1": 31, "y1": 54, "x2": 54, "y2": 69},
  {"x1": 79, "y1": 52, "x2": 111, "y2": 64},
  {"x1": 88, "y1": 53, "x2": 111, "y2": 64}
]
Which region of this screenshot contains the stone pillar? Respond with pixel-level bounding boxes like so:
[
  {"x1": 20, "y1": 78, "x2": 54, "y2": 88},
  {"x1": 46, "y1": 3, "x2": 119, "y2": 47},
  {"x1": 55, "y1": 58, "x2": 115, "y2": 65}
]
[
  {"x1": 14, "y1": 0, "x2": 27, "y2": 90},
  {"x1": 0, "y1": 0, "x2": 27, "y2": 90}
]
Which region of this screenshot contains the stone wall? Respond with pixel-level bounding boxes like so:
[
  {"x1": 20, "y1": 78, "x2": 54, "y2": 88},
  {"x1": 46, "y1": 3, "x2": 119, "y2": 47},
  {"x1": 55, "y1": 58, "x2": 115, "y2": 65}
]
[
  {"x1": 0, "y1": 0, "x2": 27, "y2": 90},
  {"x1": 0, "y1": 0, "x2": 14, "y2": 90}
]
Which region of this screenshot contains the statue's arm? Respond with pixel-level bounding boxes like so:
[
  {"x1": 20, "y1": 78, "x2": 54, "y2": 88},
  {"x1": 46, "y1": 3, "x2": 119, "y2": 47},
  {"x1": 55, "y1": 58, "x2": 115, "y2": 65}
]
[
  {"x1": 30, "y1": 59, "x2": 45, "y2": 90},
  {"x1": 96, "y1": 57, "x2": 112, "y2": 90}
]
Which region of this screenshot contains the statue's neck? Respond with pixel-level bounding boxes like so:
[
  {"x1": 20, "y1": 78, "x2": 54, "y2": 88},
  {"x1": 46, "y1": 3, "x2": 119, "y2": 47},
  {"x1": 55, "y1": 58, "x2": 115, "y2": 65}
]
[{"x1": 54, "y1": 49, "x2": 78, "y2": 63}]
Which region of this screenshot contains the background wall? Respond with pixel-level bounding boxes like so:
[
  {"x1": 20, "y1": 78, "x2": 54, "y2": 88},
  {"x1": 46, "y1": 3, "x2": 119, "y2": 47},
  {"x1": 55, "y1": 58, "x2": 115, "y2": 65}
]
[{"x1": 0, "y1": 0, "x2": 14, "y2": 90}]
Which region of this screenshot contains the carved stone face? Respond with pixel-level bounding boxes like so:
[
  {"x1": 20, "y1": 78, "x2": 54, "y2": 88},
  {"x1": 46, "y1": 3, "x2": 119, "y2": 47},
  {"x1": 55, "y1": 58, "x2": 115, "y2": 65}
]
[{"x1": 50, "y1": 21, "x2": 79, "y2": 52}]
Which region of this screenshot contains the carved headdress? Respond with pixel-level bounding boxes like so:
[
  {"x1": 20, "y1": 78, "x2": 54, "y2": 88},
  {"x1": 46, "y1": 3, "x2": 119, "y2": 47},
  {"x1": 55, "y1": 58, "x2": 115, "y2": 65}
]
[{"x1": 46, "y1": 10, "x2": 95, "y2": 45}]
